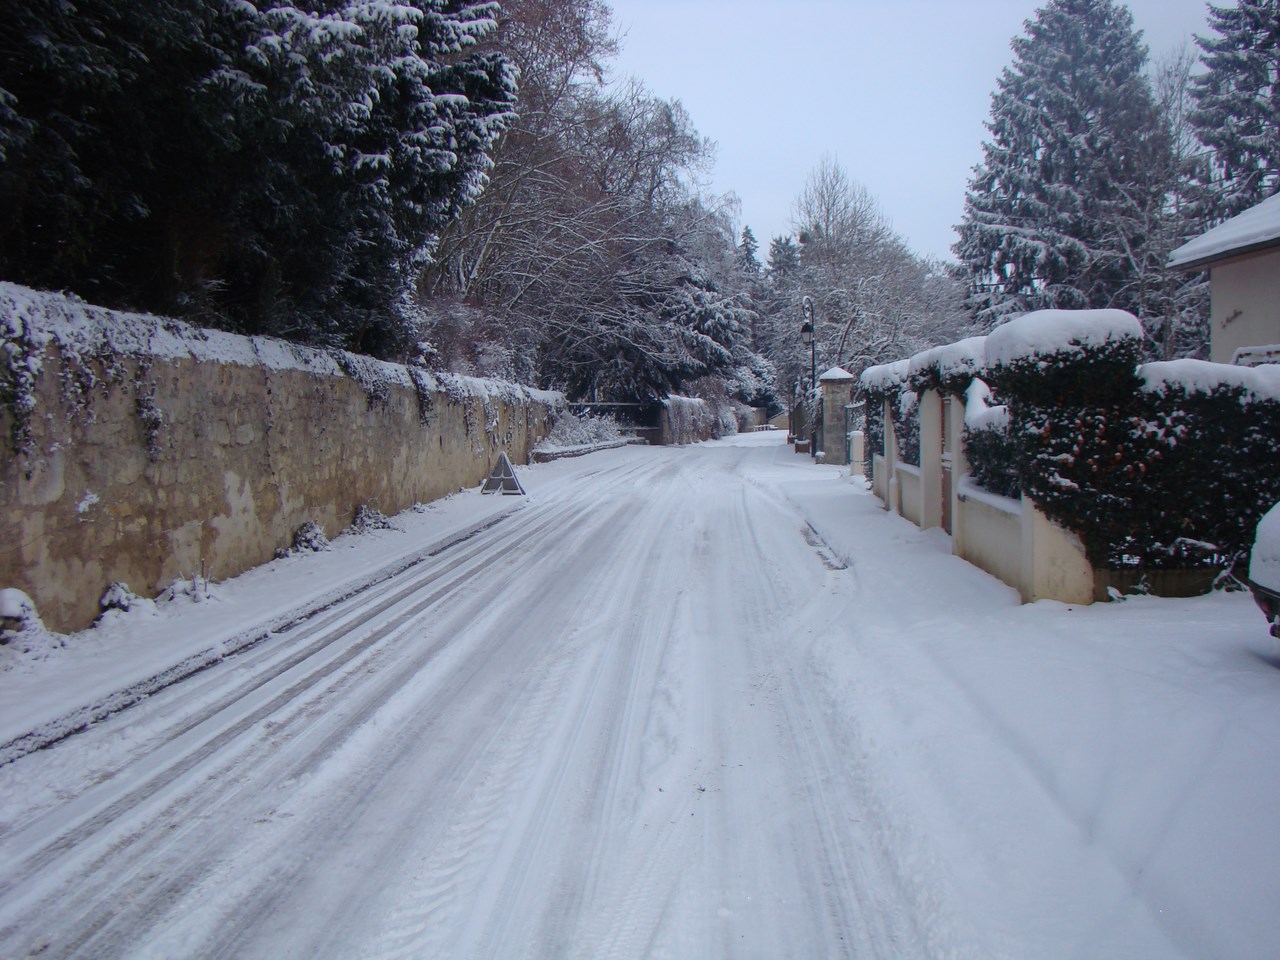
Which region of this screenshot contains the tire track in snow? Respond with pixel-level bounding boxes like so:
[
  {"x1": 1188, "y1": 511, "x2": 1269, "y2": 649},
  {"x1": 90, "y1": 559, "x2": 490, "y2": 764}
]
[{"x1": 0, "y1": 454, "x2": 677, "y2": 958}]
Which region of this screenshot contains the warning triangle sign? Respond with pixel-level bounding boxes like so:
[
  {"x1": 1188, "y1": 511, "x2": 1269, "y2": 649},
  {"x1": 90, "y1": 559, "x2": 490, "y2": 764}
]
[{"x1": 481, "y1": 451, "x2": 526, "y2": 495}]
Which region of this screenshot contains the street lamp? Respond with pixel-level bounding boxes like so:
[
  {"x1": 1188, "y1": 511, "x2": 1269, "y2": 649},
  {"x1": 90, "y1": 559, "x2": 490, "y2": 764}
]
[{"x1": 801, "y1": 296, "x2": 817, "y2": 457}]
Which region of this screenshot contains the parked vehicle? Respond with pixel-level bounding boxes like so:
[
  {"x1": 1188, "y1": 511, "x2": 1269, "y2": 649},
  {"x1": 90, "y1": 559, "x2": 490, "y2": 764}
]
[{"x1": 1245, "y1": 502, "x2": 1280, "y2": 639}]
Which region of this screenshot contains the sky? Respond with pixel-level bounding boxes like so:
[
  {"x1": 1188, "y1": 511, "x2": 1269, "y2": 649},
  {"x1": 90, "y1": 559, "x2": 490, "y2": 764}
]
[{"x1": 604, "y1": 0, "x2": 1215, "y2": 263}]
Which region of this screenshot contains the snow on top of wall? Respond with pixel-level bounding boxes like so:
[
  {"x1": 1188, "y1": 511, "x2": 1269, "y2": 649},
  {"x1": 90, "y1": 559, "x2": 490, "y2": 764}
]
[
  {"x1": 908, "y1": 336, "x2": 987, "y2": 381},
  {"x1": 1168, "y1": 192, "x2": 1280, "y2": 270},
  {"x1": 984, "y1": 309, "x2": 1142, "y2": 367},
  {"x1": 1139, "y1": 358, "x2": 1280, "y2": 404},
  {"x1": 818, "y1": 366, "x2": 855, "y2": 382},
  {"x1": 1250, "y1": 501, "x2": 1280, "y2": 592},
  {"x1": 860, "y1": 358, "x2": 910, "y2": 392},
  {"x1": 0, "y1": 282, "x2": 562, "y2": 406}
]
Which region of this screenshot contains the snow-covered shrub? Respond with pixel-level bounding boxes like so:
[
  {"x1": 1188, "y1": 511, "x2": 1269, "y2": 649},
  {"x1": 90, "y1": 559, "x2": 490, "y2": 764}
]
[
  {"x1": 161, "y1": 572, "x2": 218, "y2": 604},
  {"x1": 536, "y1": 410, "x2": 622, "y2": 450},
  {"x1": 350, "y1": 503, "x2": 400, "y2": 533},
  {"x1": 962, "y1": 379, "x2": 1019, "y2": 499},
  {"x1": 0, "y1": 587, "x2": 62, "y2": 659},
  {"x1": 100, "y1": 581, "x2": 142, "y2": 612},
  {"x1": 291, "y1": 520, "x2": 330, "y2": 553},
  {"x1": 980, "y1": 310, "x2": 1147, "y2": 566},
  {"x1": 860, "y1": 359, "x2": 910, "y2": 465},
  {"x1": 1125, "y1": 361, "x2": 1280, "y2": 569},
  {"x1": 908, "y1": 336, "x2": 987, "y2": 397},
  {"x1": 97, "y1": 581, "x2": 158, "y2": 624},
  {"x1": 660, "y1": 395, "x2": 715, "y2": 445}
]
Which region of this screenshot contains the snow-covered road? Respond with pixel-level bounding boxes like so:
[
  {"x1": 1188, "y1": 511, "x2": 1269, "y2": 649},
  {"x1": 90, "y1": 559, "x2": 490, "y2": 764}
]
[{"x1": 1, "y1": 433, "x2": 1277, "y2": 958}]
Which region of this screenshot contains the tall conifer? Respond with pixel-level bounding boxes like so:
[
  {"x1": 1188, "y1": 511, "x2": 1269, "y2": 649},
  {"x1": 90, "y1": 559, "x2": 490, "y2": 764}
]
[{"x1": 954, "y1": 0, "x2": 1166, "y2": 327}]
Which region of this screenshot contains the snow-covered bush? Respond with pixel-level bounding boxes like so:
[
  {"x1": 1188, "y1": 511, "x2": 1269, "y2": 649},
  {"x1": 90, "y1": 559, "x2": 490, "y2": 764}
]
[
  {"x1": 161, "y1": 573, "x2": 218, "y2": 604},
  {"x1": 962, "y1": 380, "x2": 1019, "y2": 499},
  {"x1": 536, "y1": 410, "x2": 622, "y2": 450},
  {"x1": 97, "y1": 581, "x2": 158, "y2": 625},
  {"x1": 874, "y1": 311, "x2": 1280, "y2": 578},
  {"x1": 860, "y1": 359, "x2": 910, "y2": 466},
  {"x1": 291, "y1": 520, "x2": 330, "y2": 553},
  {"x1": 1126, "y1": 362, "x2": 1280, "y2": 568},
  {"x1": 0, "y1": 587, "x2": 62, "y2": 660},
  {"x1": 350, "y1": 503, "x2": 400, "y2": 533},
  {"x1": 908, "y1": 336, "x2": 987, "y2": 397}
]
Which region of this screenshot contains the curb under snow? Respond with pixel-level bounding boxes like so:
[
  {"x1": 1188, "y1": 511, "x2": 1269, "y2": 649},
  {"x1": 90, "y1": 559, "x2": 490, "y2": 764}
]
[{"x1": 0, "y1": 509, "x2": 519, "y2": 768}]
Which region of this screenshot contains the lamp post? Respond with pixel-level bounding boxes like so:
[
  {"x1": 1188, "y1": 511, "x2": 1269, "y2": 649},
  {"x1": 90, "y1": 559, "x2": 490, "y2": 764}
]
[{"x1": 801, "y1": 296, "x2": 816, "y2": 457}]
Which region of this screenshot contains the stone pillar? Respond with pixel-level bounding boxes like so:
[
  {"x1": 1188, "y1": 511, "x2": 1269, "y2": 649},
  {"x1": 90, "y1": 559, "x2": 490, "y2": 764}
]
[{"x1": 817, "y1": 367, "x2": 856, "y2": 465}]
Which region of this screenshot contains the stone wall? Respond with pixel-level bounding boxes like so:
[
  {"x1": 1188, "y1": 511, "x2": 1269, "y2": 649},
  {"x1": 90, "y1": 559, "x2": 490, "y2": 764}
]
[{"x1": 0, "y1": 285, "x2": 560, "y2": 632}]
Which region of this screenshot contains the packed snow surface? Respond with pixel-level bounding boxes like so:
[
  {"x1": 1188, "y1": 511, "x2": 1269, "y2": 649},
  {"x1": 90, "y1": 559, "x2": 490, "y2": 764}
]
[
  {"x1": 1167, "y1": 191, "x2": 1280, "y2": 269},
  {"x1": 0, "y1": 434, "x2": 1276, "y2": 959},
  {"x1": 985, "y1": 308, "x2": 1142, "y2": 366}
]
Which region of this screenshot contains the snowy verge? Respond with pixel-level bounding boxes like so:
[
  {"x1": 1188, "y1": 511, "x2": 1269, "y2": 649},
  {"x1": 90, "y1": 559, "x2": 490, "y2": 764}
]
[
  {"x1": 0, "y1": 493, "x2": 531, "y2": 764},
  {"x1": 531, "y1": 438, "x2": 632, "y2": 462}
]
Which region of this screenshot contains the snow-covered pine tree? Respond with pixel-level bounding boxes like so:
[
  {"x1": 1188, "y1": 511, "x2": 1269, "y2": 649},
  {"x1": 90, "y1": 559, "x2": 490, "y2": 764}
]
[
  {"x1": 0, "y1": 0, "x2": 516, "y2": 358},
  {"x1": 1189, "y1": 0, "x2": 1280, "y2": 220},
  {"x1": 954, "y1": 0, "x2": 1167, "y2": 329},
  {"x1": 737, "y1": 226, "x2": 761, "y2": 277}
]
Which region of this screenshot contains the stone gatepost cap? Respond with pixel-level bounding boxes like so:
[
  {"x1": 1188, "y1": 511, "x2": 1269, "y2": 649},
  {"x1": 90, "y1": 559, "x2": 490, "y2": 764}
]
[{"x1": 818, "y1": 366, "x2": 856, "y2": 382}]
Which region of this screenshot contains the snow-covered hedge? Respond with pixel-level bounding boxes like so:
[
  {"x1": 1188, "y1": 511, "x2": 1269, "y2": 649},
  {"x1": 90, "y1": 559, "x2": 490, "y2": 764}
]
[
  {"x1": 875, "y1": 310, "x2": 1280, "y2": 574},
  {"x1": 962, "y1": 379, "x2": 1019, "y2": 499},
  {"x1": 860, "y1": 360, "x2": 916, "y2": 465},
  {"x1": 907, "y1": 336, "x2": 987, "y2": 397},
  {"x1": 535, "y1": 410, "x2": 623, "y2": 451}
]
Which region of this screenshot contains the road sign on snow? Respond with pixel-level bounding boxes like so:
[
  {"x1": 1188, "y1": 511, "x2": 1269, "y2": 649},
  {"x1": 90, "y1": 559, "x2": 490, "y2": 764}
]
[{"x1": 481, "y1": 451, "x2": 526, "y2": 495}]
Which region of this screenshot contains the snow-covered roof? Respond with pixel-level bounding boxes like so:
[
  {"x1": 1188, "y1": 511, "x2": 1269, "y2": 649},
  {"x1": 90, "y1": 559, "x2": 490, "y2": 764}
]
[
  {"x1": 1168, "y1": 192, "x2": 1280, "y2": 271},
  {"x1": 985, "y1": 309, "x2": 1142, "y2": 367},
  {"x1": 818, "y1": 366, "x2": 855, "y2": 382}
]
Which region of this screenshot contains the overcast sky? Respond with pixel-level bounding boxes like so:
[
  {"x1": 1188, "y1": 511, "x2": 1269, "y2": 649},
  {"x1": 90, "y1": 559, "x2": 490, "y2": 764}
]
[{"x1": 604, "y1": 0, "x2": 1214, "y2": 263}]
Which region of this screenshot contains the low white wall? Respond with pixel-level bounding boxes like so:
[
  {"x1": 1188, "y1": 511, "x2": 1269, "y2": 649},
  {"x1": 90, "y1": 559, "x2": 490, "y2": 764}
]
[
  {"x1": 955, "y1": 478, "x2": 1024, "y2": 595},
  {"x1": 897, "y1": 463, "x2": 922, "y2": 526}
]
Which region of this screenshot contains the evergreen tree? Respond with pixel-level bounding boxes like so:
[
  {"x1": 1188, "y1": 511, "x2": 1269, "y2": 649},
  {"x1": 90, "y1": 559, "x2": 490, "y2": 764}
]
[
  {"x1": 0, "y1": 0, "x2": 516, "y2": 357},
  {"x1": 1189, "y1": 0, "x2": 1280, "y2": 219},
  {"x1": 766, "y1": 235, "x2": 799, "y2": 277},
  {"x1": 954, "y1": 0, "x2": 1167, "y2": 328},
  {"x1": 736, "y1": 226, "x2": 760, "y2": 276}
]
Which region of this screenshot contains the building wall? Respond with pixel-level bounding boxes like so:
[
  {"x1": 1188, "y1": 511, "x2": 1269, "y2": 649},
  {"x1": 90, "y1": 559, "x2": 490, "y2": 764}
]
[
  {"x1": 0, "y1": 290, "x2": 558, "y2": 632},
  {"x1": 1210, "y1": 249, "x2": 1280, "y2": 363}
]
